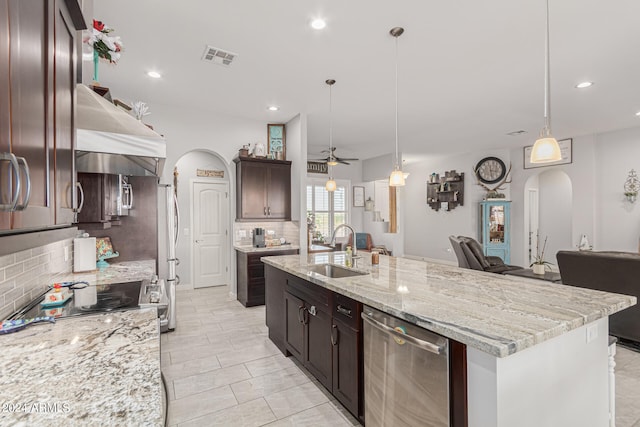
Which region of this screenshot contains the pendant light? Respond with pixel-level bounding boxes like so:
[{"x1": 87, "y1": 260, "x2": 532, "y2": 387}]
[
  {"x1": 325, "y1": 79, "x2": 337, "y2": 192},
  {"x1": 530, "y1": 0, "x2": 562, "y2": 163},
  {"x1": 389, "y1": 27, "x2": 406, "y2": 186}
]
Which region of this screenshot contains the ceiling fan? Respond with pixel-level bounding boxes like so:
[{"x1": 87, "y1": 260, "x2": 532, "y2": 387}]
[{"x1": 311, "y1": 147, "x2": 359, "y2": 165}]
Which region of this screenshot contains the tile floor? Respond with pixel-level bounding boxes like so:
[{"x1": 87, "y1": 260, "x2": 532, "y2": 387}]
[{"x1": 163, "y1": 286, "x2": 640, "y2": 427}]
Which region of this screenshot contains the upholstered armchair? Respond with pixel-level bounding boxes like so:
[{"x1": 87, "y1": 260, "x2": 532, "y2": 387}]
[{"x1": 449, "y1": 235, "x2": 522, "y2": 274}]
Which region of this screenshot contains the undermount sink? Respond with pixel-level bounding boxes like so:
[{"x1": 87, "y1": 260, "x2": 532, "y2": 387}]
[{"x1": 307, "y1": 263, "x2": 368, "y2": 278}]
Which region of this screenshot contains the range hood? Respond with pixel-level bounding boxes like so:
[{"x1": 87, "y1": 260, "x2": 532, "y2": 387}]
[{"x1": 75, "y1": 84, "x2": 166, "y2": 177}]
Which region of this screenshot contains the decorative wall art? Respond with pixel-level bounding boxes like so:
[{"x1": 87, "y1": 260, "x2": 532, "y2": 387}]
[
  {"x1": 353, "y1": 186, "x2": 365, "y2": 207},
  {"x1": 267, "y1": 124, "x2": 286, "y2": 160}
]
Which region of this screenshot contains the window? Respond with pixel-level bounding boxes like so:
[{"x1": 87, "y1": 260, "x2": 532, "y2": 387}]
[{"x1": 307, "y1": 180, "x2": 349, "y2": 242}]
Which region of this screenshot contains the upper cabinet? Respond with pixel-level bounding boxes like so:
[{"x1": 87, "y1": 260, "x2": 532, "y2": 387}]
[
  {"x1": 234, "y1": 157, "x2": 291, "y2": 221},
  {"x1": 0, "y1": 0, "x2": 85, "y2": 234}
]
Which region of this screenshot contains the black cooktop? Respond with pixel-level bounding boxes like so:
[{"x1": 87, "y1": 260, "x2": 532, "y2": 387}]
[{"x1": 14, "y1": 281, "x2": 142, "y2": 320}]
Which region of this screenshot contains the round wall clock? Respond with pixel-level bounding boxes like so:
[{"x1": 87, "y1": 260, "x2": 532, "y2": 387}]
[{"x1": 475, "y1": 157, "x2": 506, "y2": 184}]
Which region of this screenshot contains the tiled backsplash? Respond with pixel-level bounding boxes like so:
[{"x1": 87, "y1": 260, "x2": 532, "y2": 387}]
[
  {"x1": 233, "y1": 221, "x2": 300, "y2": 246},
  {"x1": 0, "y1": 238, "x2": 73, "y2": 320}
]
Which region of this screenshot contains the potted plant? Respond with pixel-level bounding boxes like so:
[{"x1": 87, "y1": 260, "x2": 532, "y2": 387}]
[{"x1": 531, "y1": 234, "x2": 552, "y2": 275}]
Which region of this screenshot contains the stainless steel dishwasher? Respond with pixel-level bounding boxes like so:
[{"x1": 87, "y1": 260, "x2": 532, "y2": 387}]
[{"x1": 362, "y1": 306, "x2": 450, "y2": 427}]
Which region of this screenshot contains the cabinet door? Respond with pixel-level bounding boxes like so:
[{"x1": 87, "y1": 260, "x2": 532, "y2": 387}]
[
  {"x1": 53, "y1": 0, "x2": 76, "y2": 225},
  {"x1": 0, "y1": 0, "x2": 11, "y2": 230},
  {"x1": 284, "y1": 291, "x2": 305, "y2": 361},
  {"x1": 238, "y1": 161, "x2": 267, "y2": 219},
  {"x1": 305, "y1": 302, "x2": 332, "y2": 390},
  {"x1": 332, "y1": 317, "x2": 361, "y2": 417},
  {"x1": 8, "y1": 0, "x2": 55, "y2": 229},
  {"x1": 266, "y1": 163, "x2": 291, "y2": 219}
]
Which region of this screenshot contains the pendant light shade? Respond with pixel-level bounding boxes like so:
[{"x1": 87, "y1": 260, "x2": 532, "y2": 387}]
[
  {"x1": 530, "y1": 0, "x2": 562, "y2": 164},
  {"x1": 325, "y1": 178, "x2": 337, "y2": 192},
  {"x1": 325, "y1": 79, "x2": 337, "y2": 192},
  {"x1": 389, "y1": 27, "x2": 406, "y2": 187}
]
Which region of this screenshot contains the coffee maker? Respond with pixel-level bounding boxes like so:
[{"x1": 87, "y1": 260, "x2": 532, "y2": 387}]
[{"x1": 253, "y1": 228, "x2": 265, "y2": 248}]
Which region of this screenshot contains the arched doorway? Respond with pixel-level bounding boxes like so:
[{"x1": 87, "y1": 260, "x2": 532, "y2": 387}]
[
  {"x1": 172, "y1": 150, "x2": 232, "y2": 289},
  {"x1": 523, "y1": 170, "x2": 573, "y2": 267}
]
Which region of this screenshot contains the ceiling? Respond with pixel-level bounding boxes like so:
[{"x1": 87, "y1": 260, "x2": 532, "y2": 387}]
[{"x1": 93, "y1": 0, "x2": 640, "y2": 164}]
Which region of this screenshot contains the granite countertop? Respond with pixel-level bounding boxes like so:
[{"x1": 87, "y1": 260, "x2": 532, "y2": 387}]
[
  {"x1": 234, "y1": 244, "x2": 300, "y2": 253},
  {"x1": 261, "y1": 252, "x2": 637, "y2": 358},
  {"x1": 0, "y1": 308, "x2": 162, "y2": 426},
  {"x1": 55, "y1": 259, "x2": 156, "y2": 287}
]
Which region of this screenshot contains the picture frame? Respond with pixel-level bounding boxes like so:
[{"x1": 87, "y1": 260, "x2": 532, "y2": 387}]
[
  {"x1": 267, "y1": 124, "x2": 286, "y2": 160},
  {"x1": 353, "y1": 186, "x2": 365, "y2": 207},
  {"x1": 523, "y1": 138, "x2": 572, "y2": 169}
]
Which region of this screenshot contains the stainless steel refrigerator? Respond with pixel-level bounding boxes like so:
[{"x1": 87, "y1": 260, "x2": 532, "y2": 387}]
[{"x1": 159, "y1": 184, "x2": 180, "y2": 331}]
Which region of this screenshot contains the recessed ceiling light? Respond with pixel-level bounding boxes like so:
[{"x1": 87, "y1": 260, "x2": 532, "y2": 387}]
[
  {"x1": 147, "y1": 71, "x2": 162, "y2": 79},
  {"x1": 636, "y1": 111, "x2": 640, "y2": 117},
  {"x1": 267, "y1": 106, "x2": 279, "y2": 111},
  {"x1": 575, "y1": 81, "x2": 593, "y2": 89},
  {"x1": 311, "y1": 18, "x2": 326, "y2": 30}
]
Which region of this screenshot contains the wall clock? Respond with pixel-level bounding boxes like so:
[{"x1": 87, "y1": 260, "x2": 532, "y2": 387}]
[{"x1": 474, "y1": 157, "x2": 506, "y2": 184}]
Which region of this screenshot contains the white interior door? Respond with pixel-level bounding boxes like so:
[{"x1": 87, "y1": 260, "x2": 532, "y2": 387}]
[
  {"x1": 527, "y1": 188, "x2": 539, "y2": 265},
  {"x1": 192, "y1": 181, "x2": 229, "y2": 288}
]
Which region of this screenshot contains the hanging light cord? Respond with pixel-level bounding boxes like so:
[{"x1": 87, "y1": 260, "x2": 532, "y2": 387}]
[
  {"x1": 394, "y1": 34, "x2": 399, "y2": 169},
  {"x1": 543, "y1": 0, "x2": 551, "y2": 136}
]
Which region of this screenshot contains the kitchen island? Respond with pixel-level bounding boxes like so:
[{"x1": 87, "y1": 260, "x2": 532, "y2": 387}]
[
  {"x1": 0, "y1": 308, "x2": 163, "y2": 426},
  {"x1": 262, "y1": 252, "x2": 636, "y2": 427}
]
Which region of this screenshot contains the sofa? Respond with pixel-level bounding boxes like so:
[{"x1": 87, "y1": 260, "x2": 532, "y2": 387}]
[{"x1": 557, "y1": 250, "x2": 640, "y2": 345}]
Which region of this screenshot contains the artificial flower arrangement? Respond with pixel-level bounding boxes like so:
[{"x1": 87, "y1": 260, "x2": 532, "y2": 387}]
[
  {"x1": 530, "y1": 232, "x2": 553, "y2": 274},
  {"x1": 87, "y1": 19, "x2": 123, "y2": 63}
]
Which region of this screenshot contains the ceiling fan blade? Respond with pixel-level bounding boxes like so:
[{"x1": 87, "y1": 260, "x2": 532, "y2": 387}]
[
  {"x1": 310, "y1": 159, "x2": 329, "y2": 163},
  {"x1": 337, "y1": 157, "x2": 359, "y2": 161},
  {"x1": 337, "y1": 160, "x2": 351, "y2": 165}
]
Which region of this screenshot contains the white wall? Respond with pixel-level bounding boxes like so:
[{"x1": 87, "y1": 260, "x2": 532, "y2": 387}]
[
  {"x1": 402, "y1": 149, "x2": 512, "y2": 263},
  {"x1": 537, "y1": 170, "x2": 573, "y2": 261},
  {"x1": 401, "y1": 126, "x2": 640, "y2": 266}
]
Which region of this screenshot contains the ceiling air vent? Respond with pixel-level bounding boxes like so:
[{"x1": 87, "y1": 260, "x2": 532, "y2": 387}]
[{"x1": 201, "y1": 45, "x2": 238, "y2": 67}]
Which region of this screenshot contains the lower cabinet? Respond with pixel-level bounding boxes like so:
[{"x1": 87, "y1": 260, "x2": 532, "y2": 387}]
[
  {"x1": 237, "y1": 248, "x2": 298, "y2": 307},
  {"x1": 266, "y1": 265, "x2": 363, "y2": 420}
]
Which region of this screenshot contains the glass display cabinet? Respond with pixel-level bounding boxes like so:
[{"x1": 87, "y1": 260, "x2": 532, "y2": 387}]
[{"x1": 479, "y1": 201, "x2": 511, "y2": 263}]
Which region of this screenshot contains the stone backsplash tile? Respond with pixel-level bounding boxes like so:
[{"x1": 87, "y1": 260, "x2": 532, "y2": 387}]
[
  {"x1": 233, "y1": 221, "x2": 300, "y2": 246},
  {"x1": 0, "y1": 237, "x2": 73, "y2": 320}
]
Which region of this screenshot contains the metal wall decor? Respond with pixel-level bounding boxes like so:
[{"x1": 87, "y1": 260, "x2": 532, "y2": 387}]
[{"x1": 624, "y1": 169, "x2": 639, "y2": 203}]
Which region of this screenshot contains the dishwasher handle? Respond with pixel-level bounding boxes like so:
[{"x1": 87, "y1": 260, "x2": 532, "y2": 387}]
[{"x1": 361, "y1": 312, "x2": 444, "y2": 355}]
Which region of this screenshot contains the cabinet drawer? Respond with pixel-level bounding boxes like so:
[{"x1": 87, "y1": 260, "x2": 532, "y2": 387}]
[
  {"x1": 286, "y1": 275, "x2": 331, "y2": 308},
  {"x1": 333, "y1": 294, "x2": 362, "y2": 330}
]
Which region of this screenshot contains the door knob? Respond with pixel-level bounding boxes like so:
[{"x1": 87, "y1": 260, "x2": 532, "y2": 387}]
[{"x1": 195, "y1": 239, "x2": 203, "y2": 243}]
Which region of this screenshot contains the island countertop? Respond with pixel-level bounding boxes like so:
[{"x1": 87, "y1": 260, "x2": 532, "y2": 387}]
[
  {"x1": 261, "y1": 252, "x2": 636, "y2": 358},
  {"x1": 0, "y1": 308, "x2": 162, "y2": 426}
]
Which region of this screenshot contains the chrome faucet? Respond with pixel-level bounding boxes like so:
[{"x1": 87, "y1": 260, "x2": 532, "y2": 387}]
[{"x1": 330, "y1": 224, "x2": 357, "y2": 257}]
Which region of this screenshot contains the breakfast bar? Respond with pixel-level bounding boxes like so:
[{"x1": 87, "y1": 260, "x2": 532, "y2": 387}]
[{"x1": 262, "y1": 252, "x2": 636, "y2": 427}]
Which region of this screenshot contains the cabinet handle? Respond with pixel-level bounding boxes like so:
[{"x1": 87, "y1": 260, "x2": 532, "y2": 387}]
[
  {"x1": 14, "y1": 157, "x2": 31, "y2": 211},
  {"x1": 298, "y1": 305, "x2": 304, "y2": 323},
  {"x1": 302, "y1": 307, "x2": 309, "y2": 325},
  {"x1": 331, "y1": 324, "x2": 338, "y2": 346},
  {"x1": 336, "y1": 305, "x2": 352, "y2": 318},
  {"x1": 264, "y1": 207, "x2": 267, "y2": 216},
  {"x1": 0, "y1": 152, "x2": 20, "y2": 212},
  {"x1": 75, "y1": 182, "x2": 85, "y2": 213},
  {"x1": 267, "y1": 206, "x2": 271, "y2": 216}
]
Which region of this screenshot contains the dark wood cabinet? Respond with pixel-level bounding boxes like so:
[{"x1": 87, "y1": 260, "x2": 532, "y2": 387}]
[
  {"x1": 237, "y1": 248, "x2": 298, "y2": 307},
  {"x1": 284, "y1": 291, "x2": 304, "y2": 360},
  {"x1": 76, "y1": 173, "x2": 119, "y2": 225},
  {"x1": 0, "y1": 0, "x2": 84, "y2": 233},
  {"x1": 265, "y1": 264, "x2": 289, "y2": 353},
  {"x1": 331, "y1": 294, "x2": 363, "y2": 418},
  {"x1": 234, "y1": 157, "x2": 291, "y2": 221},
  {"x1": 278, "y1": 270, "x2": 362, "y2": 419}
]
